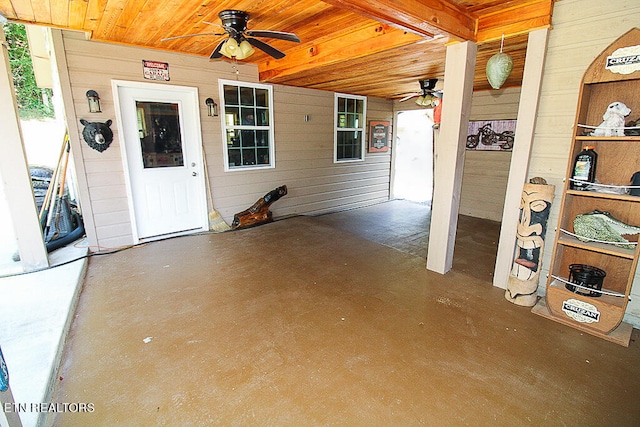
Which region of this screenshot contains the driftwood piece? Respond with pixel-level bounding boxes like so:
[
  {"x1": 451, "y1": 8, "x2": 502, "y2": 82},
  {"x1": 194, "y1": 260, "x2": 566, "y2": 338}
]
[{"x1": 232, "y1": 185, "x2": 288, "y2": 230}]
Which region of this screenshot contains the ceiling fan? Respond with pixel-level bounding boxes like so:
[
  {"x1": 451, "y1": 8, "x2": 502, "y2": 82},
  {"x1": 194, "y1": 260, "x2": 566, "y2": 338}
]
[
  {"x1": 399, "y1": 79, "x2": 443, "y2": 107},
  {"x1": 162, "y1": 10, "x2": 301, "y2": 60}
]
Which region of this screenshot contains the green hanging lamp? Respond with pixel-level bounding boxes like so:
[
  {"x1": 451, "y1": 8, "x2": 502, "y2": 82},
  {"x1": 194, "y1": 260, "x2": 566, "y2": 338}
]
[{"x1": 486, "y1": 35, "x2": 513, "y2": 90}]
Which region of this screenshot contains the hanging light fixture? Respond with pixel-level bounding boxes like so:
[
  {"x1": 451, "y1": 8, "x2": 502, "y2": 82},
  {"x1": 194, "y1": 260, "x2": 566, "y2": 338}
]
[
  {"x1": 235, "y1": 40, "x2": 255, "y2": 60},
  {"x1": 219, "y1": 38, "x2": 239, "y2": 58},
  {"x1": 486, "y1": 34, "x2": 514, "y2": 90},
  {"x1": 416, "y1": 93, "x2": 438, "y2": 108},
  {"x1": 219, "y1": 38, "x2": 255, "y2": 60}
]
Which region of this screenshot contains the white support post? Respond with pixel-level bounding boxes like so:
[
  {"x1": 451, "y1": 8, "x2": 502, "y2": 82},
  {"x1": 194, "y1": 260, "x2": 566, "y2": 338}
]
[
  {"x1": 0, "y1": 26, "x2": 49, "y2": 270},
  {"x1": 427, "y1": 41, "x2": 477, "y2": 274},
  {"x1": 493, "y1": 28, "x2": 550, "y2": 289}
]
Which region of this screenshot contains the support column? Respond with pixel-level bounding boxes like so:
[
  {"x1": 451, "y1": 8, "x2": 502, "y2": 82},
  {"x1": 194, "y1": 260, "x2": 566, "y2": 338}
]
[
  {"x1": 427, "y1": 41, "x2": 477, "y2": 274},
  {"x1": 0, "y1": 26, "x2": 48, "y2": 270},
  {"x1": 493, "y1": 28, "x2": 550, "y2": 289}
]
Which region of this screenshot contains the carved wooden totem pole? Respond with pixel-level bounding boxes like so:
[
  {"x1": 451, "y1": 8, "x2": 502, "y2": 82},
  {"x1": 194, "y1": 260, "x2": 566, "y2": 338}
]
[{"x1": 506, "y1": 178, "x2": 555, "y2": 306}]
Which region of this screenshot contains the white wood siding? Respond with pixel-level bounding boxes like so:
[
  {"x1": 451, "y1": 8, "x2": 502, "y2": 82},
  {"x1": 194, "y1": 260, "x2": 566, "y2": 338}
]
[
  {"x1": 57, "y1": 31, "x2": 391, "y2": 248},
  {"x1": 530, "y1": 0, "x2": 640, "y2": 326}
]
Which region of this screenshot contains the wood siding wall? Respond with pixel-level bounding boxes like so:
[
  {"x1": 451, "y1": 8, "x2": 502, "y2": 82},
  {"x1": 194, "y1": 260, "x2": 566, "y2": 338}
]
[
  {"x1": 462, "y1": 88, "x2": 520, "y2": 221},
  {"x1": 57, "y1": 31, "x2": 392, "y2": 249},
  {"x1": 531, "y1": 0, "x2": 640, "y2": 326}
]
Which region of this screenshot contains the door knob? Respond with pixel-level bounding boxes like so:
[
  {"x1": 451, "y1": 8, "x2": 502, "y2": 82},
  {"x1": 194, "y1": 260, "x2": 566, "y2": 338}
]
[{"x1": 192, "y1": 172, "x2": 197, "y2": 176}]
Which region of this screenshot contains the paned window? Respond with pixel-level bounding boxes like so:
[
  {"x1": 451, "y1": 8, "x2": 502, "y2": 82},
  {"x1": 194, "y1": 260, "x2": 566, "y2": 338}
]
[
  {"x1": 334, "y1": 93, "x2": 366, "y2": 162},
  {"x1": 220, "y1": 80, "x2": 275, "y2": 170}
]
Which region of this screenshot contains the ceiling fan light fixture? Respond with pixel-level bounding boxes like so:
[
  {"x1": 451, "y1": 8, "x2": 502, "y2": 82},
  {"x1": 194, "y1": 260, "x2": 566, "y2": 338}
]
[
  {"x1": 235, "y1": 40, "x2": 255, "y2": 60},
  {"x1": 219, "y1": 38, "x2": 239, "y2": 58}
]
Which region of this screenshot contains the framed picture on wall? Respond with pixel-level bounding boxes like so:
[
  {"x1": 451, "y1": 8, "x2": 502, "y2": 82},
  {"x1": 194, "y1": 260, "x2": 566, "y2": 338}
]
[
  {"x1": 466, "y1": 120, "x2": 516, "y2": 151},
  {"x1": 368, "y1": 120, "x2": 390, "y2": 153}
]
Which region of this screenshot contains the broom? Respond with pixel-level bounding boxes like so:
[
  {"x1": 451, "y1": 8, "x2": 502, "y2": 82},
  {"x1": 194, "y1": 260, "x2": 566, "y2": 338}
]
[{"x1": 201, "y1": 147, "x2": 231, "y2": 232}]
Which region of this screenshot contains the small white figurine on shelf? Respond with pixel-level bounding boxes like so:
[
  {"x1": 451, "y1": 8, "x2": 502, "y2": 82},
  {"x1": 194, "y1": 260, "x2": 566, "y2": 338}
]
[{"x1": 591, "y1": 101, "x2": 631, "y2": 136}]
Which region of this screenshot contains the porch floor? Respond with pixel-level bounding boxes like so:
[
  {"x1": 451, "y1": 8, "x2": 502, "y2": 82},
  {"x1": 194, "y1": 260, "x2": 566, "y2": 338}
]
[{"x1": 47, "y1": 200, "x2": 640, "y2": 426}]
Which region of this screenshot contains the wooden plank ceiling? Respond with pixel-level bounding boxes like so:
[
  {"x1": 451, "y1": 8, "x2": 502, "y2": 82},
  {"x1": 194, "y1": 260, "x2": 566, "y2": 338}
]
[{"x1": 0, "y1": 0, "x2": 554, "y2": 99}]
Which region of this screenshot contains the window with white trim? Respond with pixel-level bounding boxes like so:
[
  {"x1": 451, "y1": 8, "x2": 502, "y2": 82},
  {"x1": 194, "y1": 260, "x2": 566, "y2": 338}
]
[
  {"x1": 219, "y1": 80, "x2": 275, "y2": 170},
  {"x1": 334, "y1": 93, "x2": 367, "y2": 162}
]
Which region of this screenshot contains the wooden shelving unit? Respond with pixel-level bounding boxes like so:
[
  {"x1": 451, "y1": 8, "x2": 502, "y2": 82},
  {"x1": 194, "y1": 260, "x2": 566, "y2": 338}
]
[{"x1": 532, "y1": 28, "x2": 640, "y2": 346}]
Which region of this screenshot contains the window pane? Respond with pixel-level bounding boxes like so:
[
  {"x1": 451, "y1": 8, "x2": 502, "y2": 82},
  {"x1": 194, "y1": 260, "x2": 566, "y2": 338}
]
[
  {"x1": 226, "y1": 130, "x2": 240, "y2": 147},
  {"x1": 241, "y1": 130, "x2": 256, "y2": 147},
  {"x1": 257, "y1": 148, "x2": 270, "y2": 165},
  {"x1": 241, "y1": 107, "x2": 255, "y2": 125},
  {"x1": 225, "y1": 107, "x2": 240, "y2": 126},
  {"x1": 228, "y1": 149, "x2": 241, "y2": 167},
  {"x1": 240, "y1": 87, "x2": 254, "y2": 106},
  {"x1": 356, "y1": 99, "x2": 364, "y2": 114},
  {"x1": 256, "y1": 130, "x2": 269, "y2": 146},
  {"x1": 353, "y1": 131, "x2": 362, "y2": 157},
  {"x1": 136, "y1": 101, "x2": 184, "y2": 168},
  {"x1": 242, "y1": 148, "x2": 256, "y2": 165},
  {"x1": 338, "y1": 97, "x2": 346, "y2": 113},
  {"x1": 347, "y1": 113, "x2": 357, "y2": 128},
  {"x1": 256, "y1": 108, "x2": 269, "y2": 126},
  {"x1": 224, "y1": 85, "x2": 239, "y2": 105},
  {"x1": 255, "y1": 89, "x2": 268, "y2": 107},
  {"x1": 338, "y1": 114, "x2": 347, "y2": 128}
]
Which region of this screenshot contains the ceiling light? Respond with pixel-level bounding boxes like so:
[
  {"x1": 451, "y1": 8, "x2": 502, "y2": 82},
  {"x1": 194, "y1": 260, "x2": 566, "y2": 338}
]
[
  {"x1": 219, "y1": 38, "x2": 255, "y2": 60},
  {"x1": 235, "y1": 40, "x2": 255, "y2": 60},
  {"x1": 219, "y1": 38, "x2": 239, "y2": 58},
  {"x1": 416, "y1": 94, "x2": 437, "y2": 108}
]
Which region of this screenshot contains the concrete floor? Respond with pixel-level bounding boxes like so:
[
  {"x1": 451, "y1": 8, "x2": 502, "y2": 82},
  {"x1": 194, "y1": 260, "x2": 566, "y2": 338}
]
[{"x1": 47, "y1": 201, "x2": 640, "y2": 426}]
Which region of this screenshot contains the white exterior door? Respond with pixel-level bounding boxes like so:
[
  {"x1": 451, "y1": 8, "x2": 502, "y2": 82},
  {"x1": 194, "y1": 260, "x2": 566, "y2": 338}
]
[{"x1": 114, "y1": 81, "x2": 207, "y2": 241}]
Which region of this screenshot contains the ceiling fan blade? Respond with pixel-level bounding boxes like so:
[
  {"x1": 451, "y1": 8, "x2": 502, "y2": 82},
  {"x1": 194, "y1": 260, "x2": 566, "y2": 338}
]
[
  {"x1": 161, "y1": 32, "x2": 225, "y2": 42},
  {"x1": 399, "y1": 93, "x2": 419, "y2": 102},
  {"x1": 245, "y1": 30, "x2": 300, "y2": 43},
  {"x1": 247, "y1": 38, "x2": 286, "y2": 59},
  {"x1": 209, "y1": 39, "x2": 227, "y2": 59}
]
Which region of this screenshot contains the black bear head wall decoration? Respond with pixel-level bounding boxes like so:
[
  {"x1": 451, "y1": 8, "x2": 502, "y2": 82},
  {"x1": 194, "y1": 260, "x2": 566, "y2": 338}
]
[{"x1": 80, "y1": 119, "x2": 113, "y2": 153}]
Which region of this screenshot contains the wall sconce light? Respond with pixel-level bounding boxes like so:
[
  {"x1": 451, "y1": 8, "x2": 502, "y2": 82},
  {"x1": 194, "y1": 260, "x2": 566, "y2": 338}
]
[
  {"x1": 205, "y1": 98, "x2": 218, "y2": 117},
  {"x1": 86, "y1": 90, "x2": 101, "y2": 113}
]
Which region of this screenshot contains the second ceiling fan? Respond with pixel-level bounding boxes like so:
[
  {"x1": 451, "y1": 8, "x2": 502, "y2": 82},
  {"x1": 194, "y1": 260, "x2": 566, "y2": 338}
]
[
  {"x1": 400, "y1": 79, "x2": 443, "y2": 108},
  {"x1": 163, "y1": 10, "x2": 301, "y2": 60}
]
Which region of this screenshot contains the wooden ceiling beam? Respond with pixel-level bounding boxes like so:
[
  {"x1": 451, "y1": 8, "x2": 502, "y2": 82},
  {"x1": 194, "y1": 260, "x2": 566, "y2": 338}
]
[
  {"x1": 320, "y1": 0, "x2": 476, "y2": 41},
  {"x1": 258, "y1": 22, "x2": 422, "y2": 82},
  {"x1": 475, "y1": 0, "x2": 554, "y2": 43}
]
